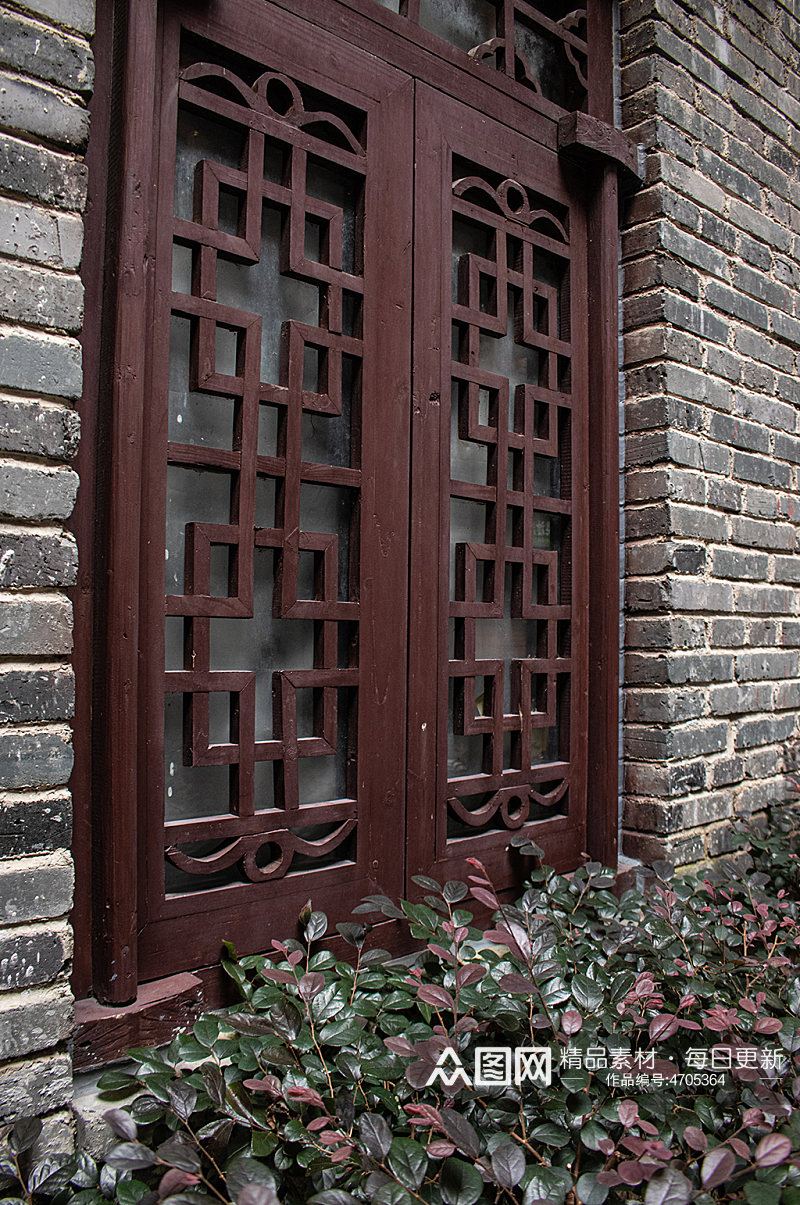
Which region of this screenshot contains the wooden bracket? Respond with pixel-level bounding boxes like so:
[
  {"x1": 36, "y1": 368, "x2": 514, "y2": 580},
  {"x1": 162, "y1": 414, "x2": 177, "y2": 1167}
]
[
  {"x1": 74, "y1": 973, "x2": 204, "y2": 1069},
  {"x1": 558, "y1": 112, "x2": 644, "y2": 188}
]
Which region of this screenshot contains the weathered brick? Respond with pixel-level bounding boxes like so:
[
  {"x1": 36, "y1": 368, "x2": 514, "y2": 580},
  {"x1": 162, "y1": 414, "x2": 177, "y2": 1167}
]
[
  {"x1": 747, "y1": 619, "x2": 781, "y2": 646},
  {"x1": 0, "y1": 791, "x2": 71, "y2": 857},
  {"x1": 624, "y1": 688, "x2": 704, "y2": 723},
  {"x1": 0, "y1": 597, "x2": 72, "y2": 656},
  {"x1": 735, "y1": 713, "x2": 797, "y2": 748},
  {"x1": 0, "y1": 11, "x2": 93, "y2": 93},
  {"x1": 736, "y1": 584, "x2": 796, "y2": 613},
  {"x1": 775, "y1": 555, "x2": 800, "y2": 583},
  {"x1": 626, "y1": 615, "x2": 707, "y2": 649},
  {"x1": 0, "y1": 853, "x2": 73, "y2": 924},
  {"x1": 0, "y1": 329, "x2": 82, "y2": 399},
  {"x1": 624, "y1": 759, "x2": 707, "y2": 798},
  {"x1": 736, "y1": 650, "x2": 800, "y2": 681},
  {"x1": 0, "y1": 462, "x2": 78, "y2": 521},
  {"x1": 0, "y1": 194, "x2": 82, "y2": 269},
  {"x1": 0, "y1": 1052, "x2": 72, "y2": 1122},
  {"x1": 0, "y1": 132, "x2": 87, "y2": 209},
  {"x1": 0, "y1": 70, "x2": 88, "y2": 148},
  {"x1": 0, "y1": 727, "x2": 73, "y2": 790},
  {"x1": 733, "y1": 450, "x2": 792, "y2": 489},
  {"x1": 0, "y1": 261, "x2": 83, "y2": 332},
  {"x1": 0, "y1": 398, "x2": 79, "y2": 459},
  {"x1": 707, "y1": 411, "x2": 770, "y2": 454},
  {"x1": 0, "y1": 668, "x2": 74, "y2": 724},
  {"x1": 0, "y1": 986, "x2": 72, "y2": 1061},
  {"x1": 711, "y1": 548, "x2": 768, "y2": 580},
  {"x1": 710, "y1": 756, "x2": 745, "y2": 787},
  {"x1": 731, "y1": 515, "x2": 796, "y2": 550},
  {"x1": 0, "y1": 528, "x2": 77, "y2": 587},
  {"x1": 0, "y1": 922, "x2": 70, "y2": 991},
  {"x1": 16, "y1": 0, "x2": 95, "y2": 36},
  {"x1": 710, "y1": 617, "x2": 747, "y2": 647}
]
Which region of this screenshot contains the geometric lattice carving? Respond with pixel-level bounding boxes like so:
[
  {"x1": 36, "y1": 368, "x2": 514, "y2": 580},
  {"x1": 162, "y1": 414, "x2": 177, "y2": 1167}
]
[
  {"x1": 163, "y1": 47, "x2": 366, "y2": 890},
  {"x1": 446, "y1": 163, "x2": 574, "y2": 840},
  {"x1": 383, "y1": 0, "x2": 588, "y2": 111}
]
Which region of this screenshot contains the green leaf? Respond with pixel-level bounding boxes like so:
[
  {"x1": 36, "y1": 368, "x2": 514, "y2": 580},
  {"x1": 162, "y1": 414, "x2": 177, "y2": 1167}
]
[
  {"x1": 491, "y1": 1143, "x2": 526, "y2": 1189},
  {"x1": 250, "y1": 1132, "x2": 278, "y2": 1158},
  {"x1": 305, "y1": 911, "x2": 328, "y2": 943},
  {"x1": 575, "y1": 1174, "x2": 609, "y2": 1205},
  {"x1": 28, "y1": 1158, "x2": 76, "y2": 1195},
  {"x1": 192, "y1": 1018, "x2": 220, "y2": 1048},
  {"x1": 441, "y1": 1111, "x2": 480, "y2": 1160},
  {"x1": 96, "y1": 1071, "x2": 139, "y2": 1095},
  {"x1": 523, "y1": 1166, "x2": 572, "y2": 1205},
  {"x1": 130, "y1": 1095, "x2": 165, "y2": 1123},
  {"x1": 105, "y1": 1144, "x2": 157, "y2": 1172},
  {"x1": 571, "y1": 973, "x2": 604, "y2": 1012},
  {"x1": 580, "y1": 1121, "x2": 610, "y2": 1152},
  {"x1": 440, "y1": 1158, "x2": 483, "y2": 1205},
  {"x1": 644, "y1": 1168, "x2": 692, "y2": 1205},
  {"x1": 269, "y1": 999, "x2": 302, "y2": 1042},
  {"x1": 319, "y1": 1020, "x2": 364, "y2": 1046},
  {"x1": 359, "y1": 1114, "x2": 392, "y2": 1159},
  {"x1": 528, "y1": 1123, "x2": 570, "y2": 1147},
  {"x1": 224, "y1": 1157, "x2": 277, "y2": 1200},
  {"x1": 372, "y1": 1186, "x2": 413, "y2": 1205},
  {"x1": 167, "y1": 1081, "x2": 197, "y2": 1122},
  {"x1": 744, "y1": 1185, "x2": 782, "y2": 1205},
  {"x1": 387, "y1": 1138, "x2": 428, "y2": 1191},
  {"x1": 9, "y1": 1119, "x2": 42, "y2": 1155},
  {"x1": 115, "y1": 1179, "x2": 150, "y2": 1205},
  {"x1": 155, "y1": 1137, "x2": 201, "y2": 1174}
]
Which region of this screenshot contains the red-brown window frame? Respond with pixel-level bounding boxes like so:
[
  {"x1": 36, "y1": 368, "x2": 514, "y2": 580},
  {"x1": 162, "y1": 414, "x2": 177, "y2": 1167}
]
[{"x1": 71, "y1": 0, "x2": 629, "y2": 1063}]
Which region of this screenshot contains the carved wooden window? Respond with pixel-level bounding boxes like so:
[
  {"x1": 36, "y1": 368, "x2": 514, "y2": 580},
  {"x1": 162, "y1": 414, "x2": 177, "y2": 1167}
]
[{"x1": 74, "y1": 0, "x2": 620, "y2": 1020}]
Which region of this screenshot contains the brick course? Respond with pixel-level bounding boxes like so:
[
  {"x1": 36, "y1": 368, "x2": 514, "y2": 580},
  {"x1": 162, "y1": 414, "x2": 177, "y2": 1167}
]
[
  {"x1": 0, "y1": 0, "x2": 91, "y2": 1133},
  {"x1": 620, "y1": 0, "x2": 800, "y2": 865}
]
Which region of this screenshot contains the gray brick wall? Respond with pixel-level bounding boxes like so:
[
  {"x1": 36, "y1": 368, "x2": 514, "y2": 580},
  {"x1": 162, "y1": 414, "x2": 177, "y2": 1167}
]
[
  {"x1": 0, "y1": 0, "x2": 93, "y2": 1134},
  {"x1": 620, "y1": 0, "x2": 800, "y2": 864},
  {"x1": 0, "y1": 0, "x2": 797, "y2": 1115}
]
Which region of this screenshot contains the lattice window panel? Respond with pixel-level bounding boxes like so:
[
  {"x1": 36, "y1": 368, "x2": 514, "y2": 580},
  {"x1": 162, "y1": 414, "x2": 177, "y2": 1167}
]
[
  {"x1": 444, "y1": 161, "x2": 575, "y2": 847},
  {"x1": 161, "y1": 45, "x2": 368, "y2": 892}
]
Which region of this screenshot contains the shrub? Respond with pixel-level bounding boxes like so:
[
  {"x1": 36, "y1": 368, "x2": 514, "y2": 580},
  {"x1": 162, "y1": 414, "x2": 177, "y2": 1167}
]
[{"x1": 4, "y1": 829, "x2": 800, "y2": 1205}]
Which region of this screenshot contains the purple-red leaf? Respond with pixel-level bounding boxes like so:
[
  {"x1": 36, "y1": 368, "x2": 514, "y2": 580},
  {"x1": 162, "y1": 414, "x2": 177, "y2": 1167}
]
[
  {"x1": 701, "y1": 1147, "x2": 736, "y2": 1189},
  {"x1": 456, "y1": 964, "x2": 486, "y2": 988},
  {"x1": 755, "y1": 1134, "x2": 792, "y2": 1167},
  {"x1": 287, "y1": 1085, "x2": 325, "y2": 1108},
  {"x1": 754, "y1": 1017, "x2": 783, "y2": 1034},
  {"x1": 262, "y1": 968, "x2": 294, "y2": 984},
  {"x1": 618, "y1": 1100, "x2": 639, "y2": 1128},
  {"x1": 682, "y1": 1126, "x2": 707, "y2": 1152},
  {"x1": 469, "y1": 886, "x2": 499, "y2": 910},
  {"x1": 617, "y1": 1160, "x2": 644, "y2": 1185},
  {"x1": 417, "y1": 984, "x2": 456, "y2": 1011},
  {"x1": 384, "y1": 1035, "x2": 414, "y2": 1056},
  {"x1": 298, "y1": 972, "x2": 325, "y2": 1001},
  {"x1": 498, "y1": 973, "x2": 535, "y2": 994},
  {"x1": 649, "y1": 1014, "x2": 679, "y2": 1041},
  {"x1": 562, "y1": 1010, "x2": 583, "y2": 1035}
]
